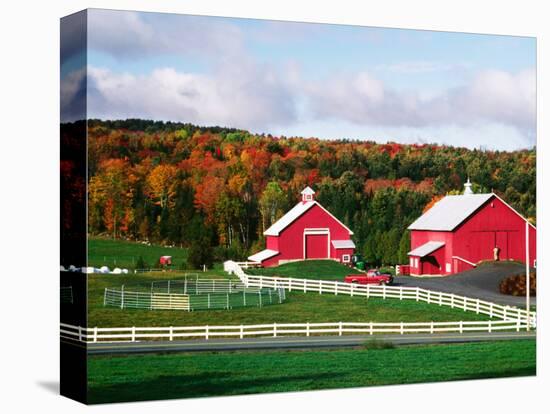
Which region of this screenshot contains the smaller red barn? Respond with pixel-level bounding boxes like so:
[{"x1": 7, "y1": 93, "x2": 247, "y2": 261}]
[
  {"x1": 407, "y1": 180, "x2": 536, "y2": 276},
  {"x1": 248, "y1": 187, "x2": 355, "y2": 267}
]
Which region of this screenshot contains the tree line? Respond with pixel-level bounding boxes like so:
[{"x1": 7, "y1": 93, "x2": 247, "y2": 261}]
[{"x1": 76, "y1": 119, "x2": 536, "y2": 266}]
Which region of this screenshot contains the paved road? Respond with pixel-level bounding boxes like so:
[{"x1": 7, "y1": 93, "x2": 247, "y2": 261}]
[
  {"x1": 394, "y1": 262, "x2": 535, "y2": 307},
  {"x1": 86, "y1": 331, "x2": 535, "y2": 355}
]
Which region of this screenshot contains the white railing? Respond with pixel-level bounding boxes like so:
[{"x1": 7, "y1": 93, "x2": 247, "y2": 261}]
[
  {"x1": 223, "y1": 260, "x2": 536, "y2": 326},
  {"x1": 61, "y1": 319, "x2": 530, "y2": 343}
]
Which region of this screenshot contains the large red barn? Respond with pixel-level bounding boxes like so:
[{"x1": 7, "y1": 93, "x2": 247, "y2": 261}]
[
  {"x1": 407, "y1": 180, "x2": 536, "y2": 276},
  {"x1": 248, "y1": 187, "x2": 355, "y2": 267}
]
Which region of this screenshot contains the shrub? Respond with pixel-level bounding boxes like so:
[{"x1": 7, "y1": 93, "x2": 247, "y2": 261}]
[
  {"x1": 135, "y1": 256, "x2": 148, "y2": 270},
  {"x1": 362, "y1": 338, "x2": 395, "y2": 350},
  {"x1": 499, "y1": 272, "x2": 536, "y2": 296},
  {"x1": 187, "y1": 238, "x2": 214, "y2": 270}
]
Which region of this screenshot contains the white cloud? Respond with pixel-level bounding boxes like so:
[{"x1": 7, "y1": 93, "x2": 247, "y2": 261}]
[{"x1": 87, "y1": 64, "x2": 298, "y2": 130}]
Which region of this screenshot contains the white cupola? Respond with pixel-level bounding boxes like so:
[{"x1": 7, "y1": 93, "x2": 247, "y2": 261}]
[
  {"x1": 301, "y1": 186, "x2": 315, "y2": 202},
  {"x1": 463, "y1": 178, "x2": 473, "y2": 195}
]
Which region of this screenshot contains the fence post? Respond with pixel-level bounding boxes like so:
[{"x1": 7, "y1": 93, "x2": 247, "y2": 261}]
[
  {"x1": 131, "y1": 326, "x2": 136, "y2": 342},
  {"x1": 306, "y1": 322, "x2": 310, "y2": 337},
  {"x1": 350, "y1": 283, "x2": 354, "y2": 297},
  {"x1": 430, "y1": 321, "x2": 434, "y2": 334},
  {"x1": 416, "y1": 287, "x2": 419, "y2": 302},
  {"x1": 240, "y1": 325, "x2": 244, "y2": 339},
  {"x1": 367, "y1": 284, "x2": 370, "y2": 299},
  {"x1": 450, "y1": 294, "x2": 454, "y2": 308},
  {"x1": 319, "y1": 280, "x2": 322, "y2": 295},
  {"x1": 489, "y1": 303, "x2": 493, "y2": 318},
  {"x1": 273, "y1": 323, "x2": 277, "y2": 338},
  {"x1": 169, "y1": 326, "x2": 173, "y2": 341},
  {"x1": 339, "y1": 321, "x2": 343, "y2": 336},
  {"x1": 121, "y1": 285, "x2": 125, "y2": 309},
  {"x1": 516, "y1": 318, "x2": 520, "y2": 332},
  {"x1": 208, "y1": 293, "x2": 211, "y2": 309},
  {"x1": 503, "y1": 306, "x2": 508, "y2": 320},
  {"x1": 459, "y1": 320, "x2": 463, "y2": 334},
  {"x1": 243, "y1": 290, "x2": 246, "y2": 306},
  {"x1": 78, "y1": 326, "x2": 82, "y2": 342},
  {"x1": 303, "y1": 279, "x2": 306, "y2": 293},
  {"x1": 289, "y1": 278, "x2": 292, "y2": 292},
  {"x1": 205, "y1": 326, "x2": 209, "y2": 340},
  {"x1": 383, "y1": 285, "x2": 386, "y2": 300},
  {"x1": 259, "y1": 291, "x2": 262, "y2": 307},
  {"x1": 476, "y1": 299, "x2": 480, "y2": 314},
  {"x1": 103, "y1": 289, "x2": 107, "y2": 306},
  {"x1": 93, "y1": 327, "x2": 98, "y2": 343},
  {"x1": 399, "y1": 288, "x2": 403, "y2": 301},
  {"x1": 438, "y1": 292, "x2": 443, "y2": 306},
  {"x1": 488, "y1": 320, "x2": 492, "y2": 333},
  {"x1": 369, "y1": 322, "x2": 373, "y2": 335}
]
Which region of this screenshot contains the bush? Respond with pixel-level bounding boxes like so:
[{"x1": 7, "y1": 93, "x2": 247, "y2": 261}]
[
  {"x1": 187, "y1": 238, "x2": 214, "y2": 270},
  {"x1": 362, "y1": 338, "x2": 395, "y2": 350},
  {"x1": 135, "y1": 256, "x2": 148, "y2": 270},
  {"x1": 499, "y1": 272, "x2": 536, "y2": 296}
]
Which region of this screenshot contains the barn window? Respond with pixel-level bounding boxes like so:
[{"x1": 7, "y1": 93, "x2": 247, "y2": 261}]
[
  {"x1": 446, "y1": 263, "x2": 451, "y2": 272},
  {"x1": 410, "y1": 257, "x2": 414, "y2": 267},
  {"x1": 342, "y1": 254, "x2": 350, "y2": 263}
]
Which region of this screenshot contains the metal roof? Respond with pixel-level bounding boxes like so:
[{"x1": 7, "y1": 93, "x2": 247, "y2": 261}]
[
  {"x1": 331, "y1": 240, "x2": 356, "y2": 249},
  {"x1": 264, "y1": 201, "x2": 354, "y2": 236},
  {"x1": 248, "y1": 249, "x2": 279, "y2": 263},
  {"x1": 408, "y1": 241, "x2": 445, "y2": 257},
  {"x1": 408, "y1": 193, "x2": 494, "y2": 231}
]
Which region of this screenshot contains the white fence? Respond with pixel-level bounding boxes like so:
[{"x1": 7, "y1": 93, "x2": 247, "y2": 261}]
[
  {"x1": 224, "y1": 261, "x2": 536, "y2": 327},
  {"x1": 61, "y1": 319, "x2": 530, "y2": 343}
]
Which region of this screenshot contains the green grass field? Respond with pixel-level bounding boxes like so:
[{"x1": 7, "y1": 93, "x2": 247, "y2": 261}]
[
  {"x1": 87, "y1": 339, "x2": 536, "y2": 403},
  {"x1": 88, "y1": 272, "x2": 490, "y2": 327},
  {"x1": 247, "y1": 260, "x2": 358, "y2": 280},
  {"x1": 88, "y1": 238, "x2": 189, "y2": 269}
]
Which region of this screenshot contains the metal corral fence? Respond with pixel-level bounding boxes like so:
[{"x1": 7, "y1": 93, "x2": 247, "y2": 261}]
[
  {"x1": 224, "y1": 261, "x2": 537, "y2": 327},
  {"x1": 61, "y1": 318, "x2": 531, "y2": 343},
  {"x1": 150, "y1": 277, "x2": 246, "y2": 294},
  {"x1": 104, "y1": 283, "x2": 286, "y2": 312}
]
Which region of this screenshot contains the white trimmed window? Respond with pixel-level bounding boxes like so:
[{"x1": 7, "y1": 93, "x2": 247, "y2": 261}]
[
  {"x1": 446, "y1": 263, "x2": 451, "y2": 273},
  {"x1": 342, "y1": 254, "x2": 351, "y2": 263},
  {"x1": 410, "y1": 257, "x2": 414, "y2": 267}
]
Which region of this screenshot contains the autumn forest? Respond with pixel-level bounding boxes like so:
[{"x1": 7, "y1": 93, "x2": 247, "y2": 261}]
[{"x1": 67, "y1": 119, "x2": 536, "y2": 267}]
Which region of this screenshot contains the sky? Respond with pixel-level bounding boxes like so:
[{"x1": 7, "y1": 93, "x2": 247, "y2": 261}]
[{"x1": 61, "y1": 9, "x2": 537, "y2": 150}]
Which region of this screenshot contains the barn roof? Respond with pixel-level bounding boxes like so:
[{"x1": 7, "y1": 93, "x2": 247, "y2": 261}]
[
  {"x1": 264, "y1": 201, "x2": 354, "y2": 236},
  {"x1": 332, "y1": 240, "x2": 356, "y2": 249},
  {"x1": 408, "y1": 193, "x2": 494, "y2": 231},
  {"x1": 408, "y1": 241, "x2": 445, "y2": 257},
  {"x1": 248, "y1": 249, "x2": 279, "y2": 263}
]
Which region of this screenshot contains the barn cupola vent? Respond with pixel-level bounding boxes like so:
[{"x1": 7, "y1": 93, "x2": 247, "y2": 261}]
[
  {"x1": 301, "y1": 186, "x2": 315, "y2": 202},
  {"x1": 463, "y1": 178, "x2": 474, "y2": 195}
]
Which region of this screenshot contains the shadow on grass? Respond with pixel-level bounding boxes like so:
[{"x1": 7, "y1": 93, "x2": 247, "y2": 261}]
[{"x1": 88, "y1": 370, "x2": 346, "y2": 404}]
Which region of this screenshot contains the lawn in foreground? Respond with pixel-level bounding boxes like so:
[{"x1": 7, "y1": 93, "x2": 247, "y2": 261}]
[
  {"x1": 87, "y1": 339, "x2": 535, "y2": 403},
  {"x1": 247, "y1": 260, "x2": 357, "y2": 280}
]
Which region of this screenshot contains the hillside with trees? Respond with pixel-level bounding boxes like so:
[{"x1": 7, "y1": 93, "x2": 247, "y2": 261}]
[{"x1": 76, "y1": 119, "x2": 536, "y2": 266}]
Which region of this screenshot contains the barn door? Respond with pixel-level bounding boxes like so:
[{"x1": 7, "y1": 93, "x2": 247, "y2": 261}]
[{"x1": 305, "y1": 234, "x2": 329, "y2": 259}]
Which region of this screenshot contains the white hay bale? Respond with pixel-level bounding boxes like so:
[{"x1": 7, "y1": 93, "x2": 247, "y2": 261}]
[
  {"x1": 60, "y1": 265, "x2": 66, "y2": 271},
  {"x1": 100, "y1": 266, "x2": 110, "y2": 273},
  {"x1": 122, "y1": 269, "x2": 129, "y2": 274},
  {"x1": 112, "y1": 268, "x2": 122, "y2": 274},
  {"x1": 69, "y1": 265, "x2": 77, "y2": 271}
]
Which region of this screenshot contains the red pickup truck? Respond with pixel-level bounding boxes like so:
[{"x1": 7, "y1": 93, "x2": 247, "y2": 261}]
[{"x1": 344, "y1": 269, "x2": 394, "y2": 285}]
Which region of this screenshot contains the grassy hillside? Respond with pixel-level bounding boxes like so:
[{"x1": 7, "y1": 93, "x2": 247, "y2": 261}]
[
  {"x1": 88, "y1": 238, "x2": 188, "y2": 269},
  {"x1": 247, "y1": 260, "x2": 357, "y2": 280},
  {"x1": 88, "y1": 339, "x2": 536, "y2": 403}
]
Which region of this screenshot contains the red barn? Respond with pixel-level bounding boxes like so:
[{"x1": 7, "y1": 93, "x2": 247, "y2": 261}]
[
  {"x1": 407, "y1": 180, "x2": 536, "y2": 276},
  {"x1": 248, "y1": 187, "x2": 355, "y2": 267}
]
